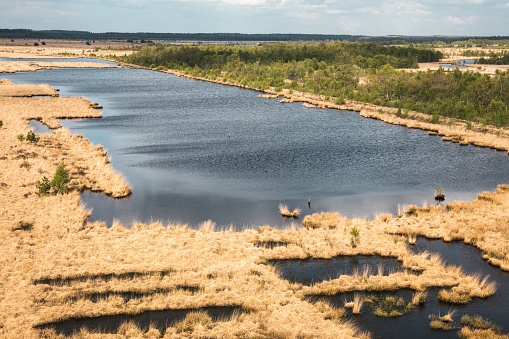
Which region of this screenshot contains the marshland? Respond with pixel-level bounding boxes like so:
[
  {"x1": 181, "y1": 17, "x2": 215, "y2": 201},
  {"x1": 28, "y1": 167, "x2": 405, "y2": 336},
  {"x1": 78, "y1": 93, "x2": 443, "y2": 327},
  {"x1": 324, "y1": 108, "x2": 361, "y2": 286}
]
[{"x1": 1, "y1": 39, "x2": 509, "y2": 338}]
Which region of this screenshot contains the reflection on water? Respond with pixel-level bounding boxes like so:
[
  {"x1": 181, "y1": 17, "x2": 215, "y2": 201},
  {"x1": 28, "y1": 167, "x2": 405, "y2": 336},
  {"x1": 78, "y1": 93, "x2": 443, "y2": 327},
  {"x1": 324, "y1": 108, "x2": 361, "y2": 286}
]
[{"x1": 2, "y1": 65, "x2": 509, "y2": 228}]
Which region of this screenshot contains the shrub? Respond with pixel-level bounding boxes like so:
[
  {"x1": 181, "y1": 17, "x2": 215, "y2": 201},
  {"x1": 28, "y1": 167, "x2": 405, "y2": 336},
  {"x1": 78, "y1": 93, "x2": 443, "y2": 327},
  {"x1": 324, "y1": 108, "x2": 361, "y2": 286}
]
[
  {"x1": 350, "y1": 226, "x2": 360, "y2": 247},
  {"x1": 20, "y1": 160, "x2": 30, "y2": 169},
  {"x1": 36, "y1": 176, "x2": 51, "y2": 195},
  {"x1": 0, "y1": 120, "x2": 3, "y2": 128},
  {"x1": 17, "y1": 134, "x2": 24, "y2": 142},
  {"x1": 26, "y1": 130, "x2": 40, "y2": 143},
  {"x1": 335, "y1": 95, "x2": 345, "y2": 105},
  {"x1": 51, "y1": 163, "x2": 70, "y2": 193}
]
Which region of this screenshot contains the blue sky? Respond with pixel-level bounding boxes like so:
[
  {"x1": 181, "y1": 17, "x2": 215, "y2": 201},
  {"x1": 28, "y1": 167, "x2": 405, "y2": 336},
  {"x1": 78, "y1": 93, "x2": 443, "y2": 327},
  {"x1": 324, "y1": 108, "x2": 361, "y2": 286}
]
[{"x1": 3, "y1": 0, "x2": 509, "y2": 36}]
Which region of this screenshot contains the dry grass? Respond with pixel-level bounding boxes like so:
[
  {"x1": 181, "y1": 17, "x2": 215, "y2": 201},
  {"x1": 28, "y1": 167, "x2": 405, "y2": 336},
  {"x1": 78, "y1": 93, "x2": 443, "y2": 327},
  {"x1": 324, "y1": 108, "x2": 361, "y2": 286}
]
[
  {"x1": 459, "y1": 327, "x2": 509, "y2": 339},
  {"x1": 411, "y1": 290, "x2": 427, "y2": 305},
  {"x1": 0, "y1": 80, "x2": 58, "y2": 97},
  {"x1": 279, "y1": 203, "x2": 301, "y2": 218},
  {"x1": 0, "y1": 60, "x2": 116, "y2": 74}
]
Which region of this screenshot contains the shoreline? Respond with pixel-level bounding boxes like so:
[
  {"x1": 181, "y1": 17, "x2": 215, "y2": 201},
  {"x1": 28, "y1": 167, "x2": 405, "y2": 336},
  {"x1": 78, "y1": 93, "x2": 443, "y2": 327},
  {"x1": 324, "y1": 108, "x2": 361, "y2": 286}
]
[
  {"x1": 1, "y1": 56, "x2": 509, "y2": 338},
  {"x1": 117, "y1": 61, "x2": 509, "y2": 155}
]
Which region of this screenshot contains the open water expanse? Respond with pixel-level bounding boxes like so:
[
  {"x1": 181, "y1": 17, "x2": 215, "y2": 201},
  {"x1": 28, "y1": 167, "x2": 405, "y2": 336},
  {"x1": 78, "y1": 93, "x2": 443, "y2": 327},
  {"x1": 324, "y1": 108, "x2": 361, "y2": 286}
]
[{"x1": 2, "y1": 59, "x2": 509, "y2": 228}]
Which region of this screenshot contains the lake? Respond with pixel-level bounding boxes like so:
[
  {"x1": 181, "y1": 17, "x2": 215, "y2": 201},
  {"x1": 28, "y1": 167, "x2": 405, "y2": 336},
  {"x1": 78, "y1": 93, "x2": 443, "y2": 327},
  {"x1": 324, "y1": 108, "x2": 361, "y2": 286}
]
[{"x1": 2, "y1": 61, "x2": 509, "y2": 229}]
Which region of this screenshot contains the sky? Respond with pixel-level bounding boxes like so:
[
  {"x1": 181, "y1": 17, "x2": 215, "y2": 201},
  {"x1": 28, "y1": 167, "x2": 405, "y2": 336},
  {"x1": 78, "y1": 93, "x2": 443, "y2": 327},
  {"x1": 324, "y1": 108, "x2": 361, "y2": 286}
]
[{"x1": 2, "y1": 0, "x2": 509, "y2": 36}]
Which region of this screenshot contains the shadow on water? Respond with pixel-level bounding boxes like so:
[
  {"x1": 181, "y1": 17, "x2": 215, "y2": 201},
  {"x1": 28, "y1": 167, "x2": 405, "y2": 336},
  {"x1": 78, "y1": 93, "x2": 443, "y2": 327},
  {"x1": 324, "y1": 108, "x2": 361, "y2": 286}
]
[
  {"x1": 268, "y1": 255, "x2": 408, "y2": 286},
  {"x1": 35, "y1": 306, "x2": 242, "y2": 336},
  {"x1": 33, "y1": 269, "x2": 176, "y2": 286},
  {"x1": 288, "y1": 238, "x2": 509, "y2": 339}
]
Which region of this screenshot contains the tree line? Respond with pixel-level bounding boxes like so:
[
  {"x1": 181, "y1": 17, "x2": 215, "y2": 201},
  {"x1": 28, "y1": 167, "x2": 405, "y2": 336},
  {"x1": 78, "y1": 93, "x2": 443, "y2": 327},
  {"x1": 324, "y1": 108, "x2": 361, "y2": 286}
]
[{"x1": 2, "y1": 29, "x2": 509, "y2": 45}]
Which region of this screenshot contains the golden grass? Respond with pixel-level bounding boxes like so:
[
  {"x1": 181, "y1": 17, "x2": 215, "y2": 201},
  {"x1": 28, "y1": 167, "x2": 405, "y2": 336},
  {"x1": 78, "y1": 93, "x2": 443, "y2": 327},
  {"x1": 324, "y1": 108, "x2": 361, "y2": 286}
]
[
  {"x1": 411, "y1": 290, "x2": 427, "y2": 305},
  {"x1": 0, "y1": 80, "x2": 58, "y2": 97},
  {"x1": 459, "y1": 327, "x2": 509, "y2": 339},
  {"x1": 279, "y1": 203, "x2": 301, "y2": 218}
]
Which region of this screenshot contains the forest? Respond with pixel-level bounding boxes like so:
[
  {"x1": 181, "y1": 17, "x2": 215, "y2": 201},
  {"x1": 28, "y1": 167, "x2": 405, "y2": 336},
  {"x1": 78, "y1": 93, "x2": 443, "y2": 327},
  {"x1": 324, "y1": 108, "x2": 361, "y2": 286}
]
[{"x1": 116, "y1": 42, "x2": 509, "y2": 127}]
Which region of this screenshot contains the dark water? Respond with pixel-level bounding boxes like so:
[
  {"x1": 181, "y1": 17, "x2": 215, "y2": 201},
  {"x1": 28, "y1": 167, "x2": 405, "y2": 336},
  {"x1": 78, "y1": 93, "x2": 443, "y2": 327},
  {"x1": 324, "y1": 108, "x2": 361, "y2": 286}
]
[
  {"x1": 35, "y1": 306, "x2": 241, "y2": 336},
  {"x1": 307, "y1": 238, "x2": 509, "y2": 338},
  {"x1": 269, "y1": 255, "x2": 407, "y2": 285},
  {"x1": 2, "y1": 64, "x2": 509, "y2": 228}
]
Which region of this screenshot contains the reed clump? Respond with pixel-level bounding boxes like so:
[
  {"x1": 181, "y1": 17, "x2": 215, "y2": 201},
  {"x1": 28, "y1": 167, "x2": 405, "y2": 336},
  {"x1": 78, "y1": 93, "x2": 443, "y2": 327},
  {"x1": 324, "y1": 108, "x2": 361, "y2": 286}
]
[
  {"x1": 278, "y1": 203, "x2": 301, "y2": 218},
  {"x1": 429, "y1": 309, "x2": 457, "y2": 331},
  {"x1": 368, "y1": 295, "x2": 414, "y2": 317},
  {"x1": 411, "y1": 290, "x2": 427, "y2": 305},
  {"x1": 460, "y1": 314, "x2": 503, "y2": 333},
  {"x1": 438, "y1": 289, "x2": 471, "y2": 304}
]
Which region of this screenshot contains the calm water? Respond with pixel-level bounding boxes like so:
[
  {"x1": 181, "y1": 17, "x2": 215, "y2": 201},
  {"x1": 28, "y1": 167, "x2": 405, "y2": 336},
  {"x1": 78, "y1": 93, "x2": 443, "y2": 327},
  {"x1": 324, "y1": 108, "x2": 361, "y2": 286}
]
[{"x1": 2, "y1": 63, "x2": 509, "y2": 228}]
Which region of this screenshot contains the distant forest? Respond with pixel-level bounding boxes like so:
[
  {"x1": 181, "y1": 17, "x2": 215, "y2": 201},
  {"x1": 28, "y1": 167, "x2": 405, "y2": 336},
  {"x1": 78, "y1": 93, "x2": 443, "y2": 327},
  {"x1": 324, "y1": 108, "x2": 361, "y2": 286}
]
[{"x1": 1, "y1": 29, "x2": 509, "y2": 45}]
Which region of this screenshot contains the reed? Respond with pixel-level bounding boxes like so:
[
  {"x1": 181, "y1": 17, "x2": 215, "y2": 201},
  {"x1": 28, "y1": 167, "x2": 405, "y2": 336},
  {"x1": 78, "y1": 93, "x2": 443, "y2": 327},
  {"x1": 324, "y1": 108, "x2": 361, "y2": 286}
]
[
  {"x1": 352, "y1": 293, "x2": 364, "y2": 314},
  {"x1": 278, "y1": 203, "x2": 301, "y2": 218},
  {"x1": 411, "y1": 290, "x2": 427, "y2": 305}
]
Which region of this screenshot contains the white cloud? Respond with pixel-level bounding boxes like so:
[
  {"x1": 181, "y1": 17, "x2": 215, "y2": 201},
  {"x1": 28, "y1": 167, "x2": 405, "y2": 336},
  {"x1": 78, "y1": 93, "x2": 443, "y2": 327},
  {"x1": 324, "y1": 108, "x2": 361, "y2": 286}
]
[
  {"x1": 221, "y1": 0, "x2": 267, "y2": 4},
  {"x1": 447, "y1": 15, "x2": 477, "y2": 24}
]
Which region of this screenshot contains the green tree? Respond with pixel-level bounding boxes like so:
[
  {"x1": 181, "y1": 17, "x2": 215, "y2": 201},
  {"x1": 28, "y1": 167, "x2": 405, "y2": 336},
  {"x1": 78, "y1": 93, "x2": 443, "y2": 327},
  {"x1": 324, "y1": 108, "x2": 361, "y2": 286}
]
[{"x1": 51, "y1": 163, "x2": 70, "y2": 193}]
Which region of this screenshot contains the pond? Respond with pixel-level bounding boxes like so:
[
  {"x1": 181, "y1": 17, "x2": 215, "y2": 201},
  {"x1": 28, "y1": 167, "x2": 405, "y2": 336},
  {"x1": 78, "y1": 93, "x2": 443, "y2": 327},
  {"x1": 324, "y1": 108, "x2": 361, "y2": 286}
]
[
  {"x1": 268, "y1": 255, "x2": 408, "y2": 285},
  {"x1": 2, "y1": 62, "x2": 509, "y2": 228}
]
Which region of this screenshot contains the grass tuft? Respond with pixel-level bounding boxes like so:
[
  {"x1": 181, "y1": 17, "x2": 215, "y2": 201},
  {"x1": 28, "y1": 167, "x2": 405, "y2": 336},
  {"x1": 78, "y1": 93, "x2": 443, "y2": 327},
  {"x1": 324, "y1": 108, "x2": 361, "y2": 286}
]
[
  {"x1": 412, "y1": 290, "x2": 427, "y2": 305},
  {"x1": 278, "y1": 203, "x2": 301, "y2": 218},
  {"x1": 438, "y1": 289, "x2": 471, "y2": 304},
  {"x1": 198, "y1": 219, "x2": 216, "y2": 233}
]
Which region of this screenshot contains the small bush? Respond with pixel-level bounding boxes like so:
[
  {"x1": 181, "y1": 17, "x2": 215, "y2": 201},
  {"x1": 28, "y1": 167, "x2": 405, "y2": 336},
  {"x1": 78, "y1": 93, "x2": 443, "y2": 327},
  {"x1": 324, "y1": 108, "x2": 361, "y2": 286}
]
[
  {"x1": 36, "y1": 176, "x2": 51, "y2": 195},
  {"x1": 17, "y1": 134, "x2": 24, "y2": 142},
  {"x1": 335, "y1": 95, "x2": 345, "y2": 105},
  {"x1": 350, "y1": 226, "x2": 360, "y2": 247},
  {"x1": 26, "y1": 130, "x2": 40, "y2": 143},
  {"x1": 51, "y1": 163, "x2": 70, "y2": 193},
  {"x1": 20, "y1": 160, "x2": 30, "y2": 169},
  {"x1": 0, "y1": 120, "x2": 3, "y2": 128}
]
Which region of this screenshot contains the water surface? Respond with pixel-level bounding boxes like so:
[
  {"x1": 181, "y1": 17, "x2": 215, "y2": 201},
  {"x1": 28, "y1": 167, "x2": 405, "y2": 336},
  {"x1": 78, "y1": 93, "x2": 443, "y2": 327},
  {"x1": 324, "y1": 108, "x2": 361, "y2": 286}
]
[{"x1": 2, "y1": 64, "x2": 509, "y2": 228}]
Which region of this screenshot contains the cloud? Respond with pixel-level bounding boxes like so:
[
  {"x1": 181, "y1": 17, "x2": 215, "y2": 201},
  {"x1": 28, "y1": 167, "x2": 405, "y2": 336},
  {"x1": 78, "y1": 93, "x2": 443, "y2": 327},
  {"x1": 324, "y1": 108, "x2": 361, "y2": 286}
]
[{"x1": 447, "y1": 15, "x2": 477, "y2": 24}]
